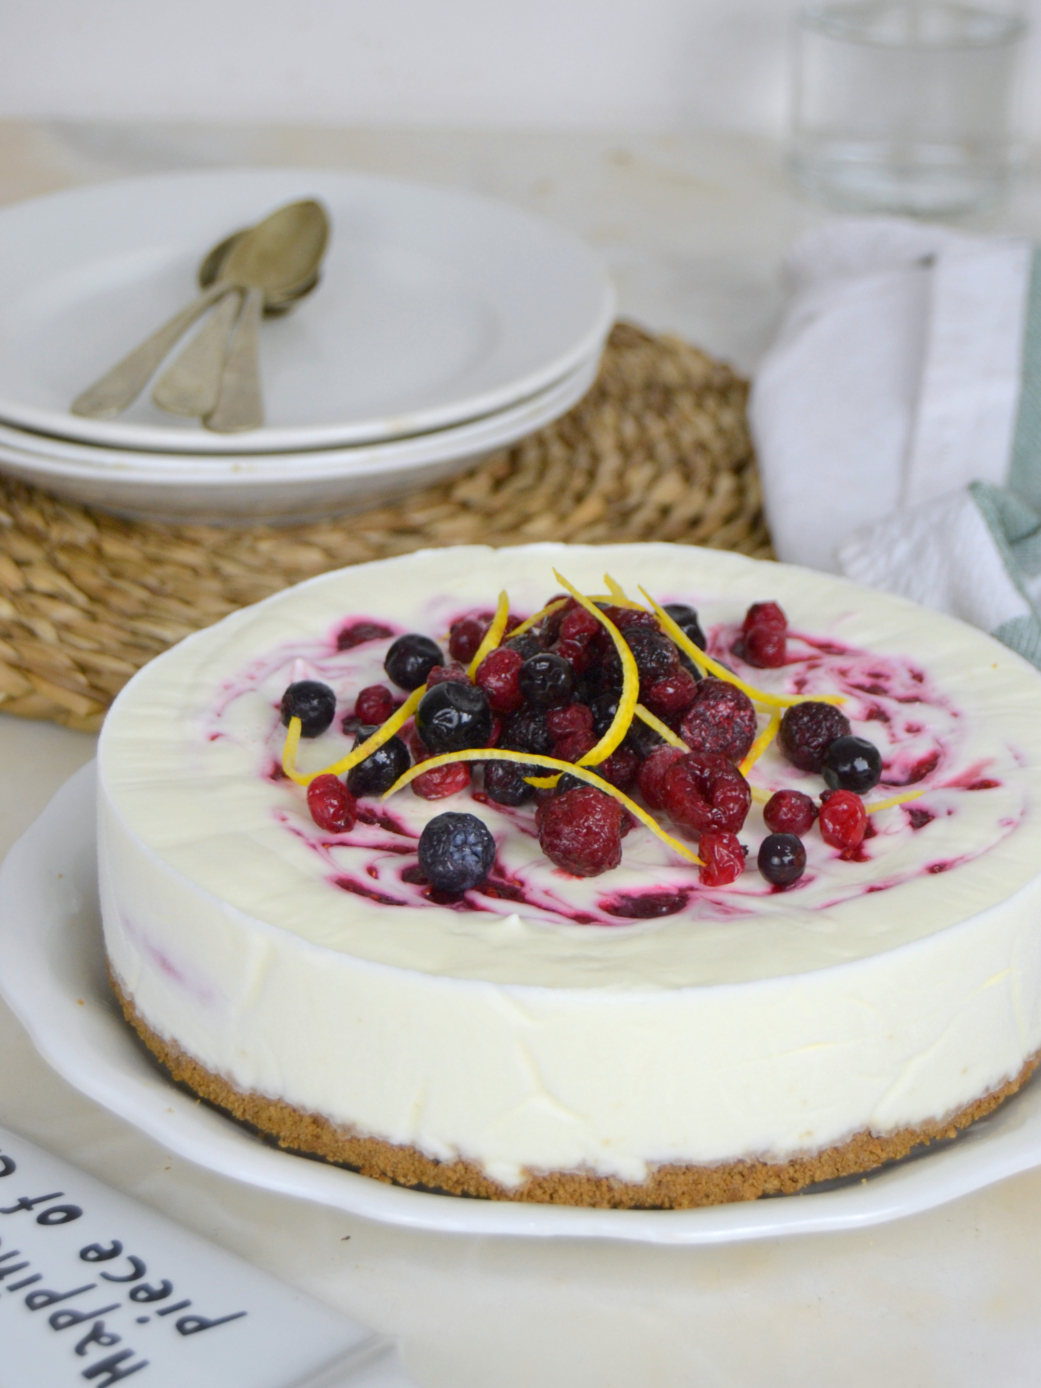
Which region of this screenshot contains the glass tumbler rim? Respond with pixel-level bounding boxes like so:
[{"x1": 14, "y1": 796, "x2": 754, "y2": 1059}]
[{"x1": 796, "y1": 1, "x2": 1027, "y2": 51}]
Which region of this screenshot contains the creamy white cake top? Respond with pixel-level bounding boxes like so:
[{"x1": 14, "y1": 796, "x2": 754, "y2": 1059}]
[{"x1": 98, "y1": 543, "x2": 1041, "y2": 990}]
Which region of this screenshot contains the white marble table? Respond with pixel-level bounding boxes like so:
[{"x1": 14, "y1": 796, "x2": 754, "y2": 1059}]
[{"x1": 3, "y1": 120, "x2": 1041, "y2": 1387}]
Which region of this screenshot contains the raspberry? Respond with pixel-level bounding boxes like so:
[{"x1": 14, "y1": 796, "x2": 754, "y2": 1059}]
[
  {"x1": 547, "y1": 703, "x2": 594, "y2": 739},
  {"x1": 280, "y1": 680, "x2": 337, "y2": 739},
  {"x1": 448, "y1": 614, "x2": 490, "y2": 664},
  {"x1": 778, "y1": 702, "x2": 852, "y2": 773},
  {"x1": 411, "y1": 761, "x2": 472, "y2": 800},
  {"x1": 679, "y1": 679, "x2": 758, "y2": 763},
  {"x1": 636, "y1": 745, "x2": 686, "y2": 810},
  {"x1": 758, "y1": 832, "x2": 806, "y2": 886},
  {"x1": 763, "y1": 789, "x2": 817, "y2": 836},
  {"x1": 337, "y1": 621, "x2": 393, "y2": 650},
  {"x1": 595, "y1": 745, "x2": 639, "y2": 792},
  {"x1": 426, "y1": 662, "x2": 470, "y2": 687},
  {"x1": 818, "y1": 789, "x2": 867, "y2": 851},
  {"x1": 306, "y1": 774, "x2": 357, "y2": 833},
  {"x1": 743, "y1": 625, "x2": 786, "y2": 668},
  {"x1": 743, "y1": 601, "x2": 787, "y2": 634},
  {"x1": 643, "y1": 667, "x2": 699, "y2": 722},
  {"x1": 698, "y1": 831, "x2": 745, "y2": 886},
  {"x1": 473, "y1": 646, "x2": 525, "y2": 713},
  {"x1": 354, "y1": 684, "x2": 395, "y2": 725},
  {"x1": 662, "y1": 752, "x2": 751, "y2": 836},
  {"x1": 552, "y1": 730, "x2": 597, "y2": 764},
  {"x1": 536, "y1": 786, "x2": 624, "y2": 876}
]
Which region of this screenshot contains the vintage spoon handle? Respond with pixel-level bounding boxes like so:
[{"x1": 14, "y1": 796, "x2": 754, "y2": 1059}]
[
  {"x1": 70, "y1": 281, "x2": 228, "y2": 419},
  {"x1": 205, "y1": 286, "x2": 264, "y2": 433},
  {"x1": 151, "y1": 289, "x2": 242, "y2": 418}
]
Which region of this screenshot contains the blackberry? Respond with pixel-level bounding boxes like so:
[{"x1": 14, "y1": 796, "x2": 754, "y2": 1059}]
[
  {"x1": 778, "y1": 703, "x2": 852, "y2": 774},
  {"x1": 280, "y1": 680, "x2": 336, "y2": 738},
  {"x1": 345, "y1": 726, "x2": 412, "y2": 797},
  {"x1": 503, "y1": 631, "x2": 542, "y2": 661},
  {"x1": 418, "y1": 812, "x2": 496, "y2": 894},
  {"x1": 518, "y1": 652, "x2": 575, "y2": 707},
  {"x1": 484, "y1": 759, "x2": 539, "y2": 806},
  {"x1": 757, "y1": 833, "x2": 806, "y2": 887},
  {"x1": 502, "y1": 705, "x2": 553, "y2": 757},
  {"x1": 821, "y1": 735, "x2": 882, "y2": 794},
  {"x1": 384, "y1": 633, "x2": 444, "y2": 690},
  {"x1": 415, "y1": 682, "x2": 493, "y2": 754}
]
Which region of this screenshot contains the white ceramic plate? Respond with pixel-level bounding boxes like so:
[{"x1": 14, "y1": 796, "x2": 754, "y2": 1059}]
[
  {"x1": 3, "y1": 763, "x2": 1041, "y2": 1245},
  {"x1": 0, "y1": 351, "x2": 599, "y2": 524},
  {"x1": 0, "y1": 169, "x2": 614, "y2": 454}
]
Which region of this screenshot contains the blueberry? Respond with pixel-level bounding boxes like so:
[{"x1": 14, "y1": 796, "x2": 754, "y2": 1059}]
[
  {"x1": 822, "y1": 735, "x2": 882, "y2": 794},
  {"x1": 502, "y1": 705, "x2": 553, "y2": 756},
  {"x1": 345, "y1": 725, "x2": 411, "y2": 797},
  {"x1": 757, "y1": 833, "x2": 806, "y2": 887},
  {"x1": 418, "y1": 812, "x2": 496, "y2": 893},
  {"x1": 384, "y1": 633, "x2": 443, "y2": 690},
  {"x1": 663, "y1": 603, "x2": 707, "y2": 652},
  {"x1": 415, "y1": 682, "x2": 493, "y2": 754},
  {"x1": 484, "y1": 759, "x2": 538, "y2": 806},
  {"x1": 280, "y1": 680, "x2": 336, "y2": 738},
  {"x1": 518, "y1": 652, "x2": 575, "y2": 707},
  {"x1": 503, "y1": 632, "x2": 542, "y2": 661}
]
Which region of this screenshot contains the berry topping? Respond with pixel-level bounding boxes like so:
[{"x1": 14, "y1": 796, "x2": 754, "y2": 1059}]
[
  {"x1": 483, "y1": 758, "x2": 538, "y2": 806},
  {"x1": 345, "y1": 726, "x2": 412, "y2": 797},
  {"x1": 818, "y1": 789, "x2": 868, "y2": 851},
  {"x1": 662, "y1": 602, "x2": 707, "y2": 651},
  {"x1": 662, "y1": 752, "x2": 752, "y2": 836},
  {"x1": 551, "y1": 730, "x2": 597, "y2": 764},
  {"x1": 743, "y1": 624, "x2": 787, "y2": 669},
  {"x1": 418, "y1": 812, "x2": 496, "y2": 894},
  {"x1": 546, "y1": 703, "x2": 594, "y2": 739},
  {"x1": 518, "y1": 651, "x2": 575, "y2": 707},
  {"x1": 337, "y1": 621, "x2": 393, "y2": 650},
  {"x1": 763, "y1": 788, "x2": 818, "y2": 837},
  {"x1": 678, "y1": 678, "x2": 758, "y2": 763},
  {"x1": 280, "y1": 680, "x2": 337, "y2": 738},
  {"x1": 504, "y1": 631, "x2": 542, "y2": 661},
  {"x1": 603, "y1": 627, "x2": 677, "y2": 691},
  {"x1": 411, "y1": 760, "x2": 472, "y2": 800},
  {"x1": 743, "y1": 601, "x2": 787, "y2": 633},
  {"x1": 643, "y1": 667, "x2": 699, "y2": 722},
  {"x1": 426, "y1": 662, "x2": 471, "y2": 687},
  {"x1": 354, "y1": 685, "x2": 395, "y2": 725},
  {"x1": 536, "y1": 785, "x2": 624, "y2": 876},
  {"x1": 757, "y1": 832, "x2": 806, "y2": 887},
  {"x1": 636, "y1": 745, "x2": 687, "y2": 810},
  {"x1": 415, "y1": 682, "x2": 493, "y2": 754},
  {"x1": 448, "y1": 614, "x2": 489, "y2": 664},
  {"x1": 502, "y1": 705, "x2": 553, "y2": 756},
  {"x1": 698, "y1": 831, "x2": 745, "y2": 886},
  {"x1": 821, "y1": 735, "x2": 883, "y2": 794},
  {"x1": 384, "y1": 633, "x2": 444, "y2": 690},
  {"x1": 306, "y1": 774, "x2": 357, "y2": 833},
  {"x1": 595, "y1": 745, "x2": 640, "y2": 792},
  {"x1": 778, "y1": 702, "x2": 852, "y2": 773},
  {"x1": 475, "y1": 646, "x2": 525, "y2": 714}
]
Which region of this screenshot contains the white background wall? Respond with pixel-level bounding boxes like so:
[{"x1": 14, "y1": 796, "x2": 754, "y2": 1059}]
[{"x1": 1, "y1": 0, "x2": 1039, "y2": 138}]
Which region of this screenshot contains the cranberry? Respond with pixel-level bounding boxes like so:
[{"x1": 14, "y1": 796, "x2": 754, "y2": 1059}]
[
  {"x1": 643, "y1": 667, "x2": 699, "y2": 721},
  {"x1": 281, "y1": 680, "x2": 337, "y2": 739},
  {"x1": 778, "y1": 702, "x2": 852, "y2": 773},
  {"x1": 519, "y1": 652, "x2": 575, "y2": 707},
  {"x1": 559, "y1": 604, "x2": 601, "y2": 648},
  {"x1": 662, "y1": 752, "x2": 751, "y2": 836},
  {"x1": 554, "y1": 636, "x2": 596, "y2": 674},
  {"x1": 595, "y1": 745, "x2": 639, "y2": 792},
  {"x1": 743, "y1": 602, "x2": 787, "y2": 634},
  {"x1": 484, "y1": 758, "x2": 538, "y2": 806},
  {"x1": 636, "y1": 745, "x2": 686, "y2": 810},
  {"x1": 411, "y1": 761, "x2": 472, "y2": 800},
  {"x1": 475, "y1": 647, "x2": 525, "y2": 714},
  {"x1": 547, "y1": 703, "x2": 594, "y2": 739},
  {"x1": 818, "y1": 790, "x2": 867, "y2": 851},
  {"x1": 743, "y1": 625, "x2": 786, "y2": 668},
  {"x1": 679, "y1": 678, "x2": 758, "y2": 763},
  {"x1": 600, "y1": 605, "x2": 660, "y2": 634},
  {"x1": 448, "y1": 614, "x2": 489, "y2": 664},
  {"x1": 698, "y1": 831, "x2": 745, "y2": 886},
  {"x1": 385, "y1": 634, "x2": 444, "y2": 690},
  {"x1": 822, "y1": 735, "x2": 882, "y2": 793},
  {"x1": 354, "y1": 685, "x2": 395, "y2": 725},
  {"x1": 758, "y1": 832, "x2": 806, "y2": 887},
  {"x1": 337, "y1": 621, "x2": 393, "y2": 651},
  {"x1": 307, "y1": 774, "x2": 357, "y2": 833},
  {"x1": 536, "y1": 786, "x2": 624, "y2": 876},
  {"x1": 763, "y1": 789, "x2": 818, "y2": 836},
  {"x1": 426, "y1": 662, "x2": 470, "y2": 687}
]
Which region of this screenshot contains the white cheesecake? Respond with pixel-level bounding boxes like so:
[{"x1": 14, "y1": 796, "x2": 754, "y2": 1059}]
[{"x1": 96, "y1": 543, "x2": 1041, "y2": 1206}]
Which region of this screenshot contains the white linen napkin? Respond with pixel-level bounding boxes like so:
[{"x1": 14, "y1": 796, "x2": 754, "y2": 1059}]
[{"x1": 749, "y1": 217, "x2": 1041, "y2": 667}]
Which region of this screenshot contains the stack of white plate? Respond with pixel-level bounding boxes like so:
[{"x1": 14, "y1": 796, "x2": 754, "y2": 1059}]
[{"x1": 0, "y1": 169, "x2": 614, "y2": 524}]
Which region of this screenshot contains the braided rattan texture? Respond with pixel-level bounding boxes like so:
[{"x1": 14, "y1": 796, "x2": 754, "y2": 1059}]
[{"x1": 0, "y1": 323, "x2": 770, "y2": 733}]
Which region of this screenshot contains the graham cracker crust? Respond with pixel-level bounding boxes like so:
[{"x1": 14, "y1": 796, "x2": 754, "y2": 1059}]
[{"x1": 109, "y1": 970, "x2": 1039, "y2": 1209}]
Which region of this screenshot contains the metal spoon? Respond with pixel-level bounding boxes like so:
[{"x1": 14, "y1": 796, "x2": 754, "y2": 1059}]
[
  {"x1": 198, "y1": 230, "x2": 320, "y2": 314},
  {"x1": 71, "y1": 199, "x2": 329, "y2": 424}
]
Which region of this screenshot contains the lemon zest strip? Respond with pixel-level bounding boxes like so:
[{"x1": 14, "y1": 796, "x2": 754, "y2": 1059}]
[
  {"x1": 739, "y1": 707, "x2": 782, "y2": 777},
  {"x1": 865, "y1": 787, "x2": 926, "y2": 814},
  {"x1": 637, "y1": 586, "x2": 844, "y2": 709},
  {"x1": 380, "y1": 747, "x2": 702, "y2": 865},
  {"x1": 634, "y1": 703, "x2": 687, "y2": 750},
  {"x1": 553, "y1": 569, "x2": 640, "y2": 770},
  {"x1": 508, "y1": 598, "x2": 568, "y2": 640},
  {"x1": 467, "y1": 590, "x2": 510, "y2": 678},
  {"x1": 281, "y1": 685, "x2": 425, "y2": 787},
  {"x1": 749, "y1": 784, "x2": 772, "y2": 804},
  {"x1": 596, "y1": 574, "x2": 645, "y2": 610}
]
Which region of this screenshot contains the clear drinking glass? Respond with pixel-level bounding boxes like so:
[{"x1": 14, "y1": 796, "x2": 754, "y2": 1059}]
[{"x1": 791, "y1": 1, "x2": 1027, "y2": 215}]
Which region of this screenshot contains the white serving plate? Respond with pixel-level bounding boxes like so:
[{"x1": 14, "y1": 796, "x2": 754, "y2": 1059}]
[
  {"x1": 0, "y1": 169, "x2": 613, "y2": 454},
  {"x1": 3, "y1": 763, "x2": 1041, "y2": 1246},
  {"x1": 0, "y1": 352, "x2": 599, "y2": 524}
]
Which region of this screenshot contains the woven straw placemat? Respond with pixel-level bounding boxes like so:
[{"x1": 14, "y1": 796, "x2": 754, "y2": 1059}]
[{"x1": 0, "y1": 323, "x2": 769, "y2": 734}]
